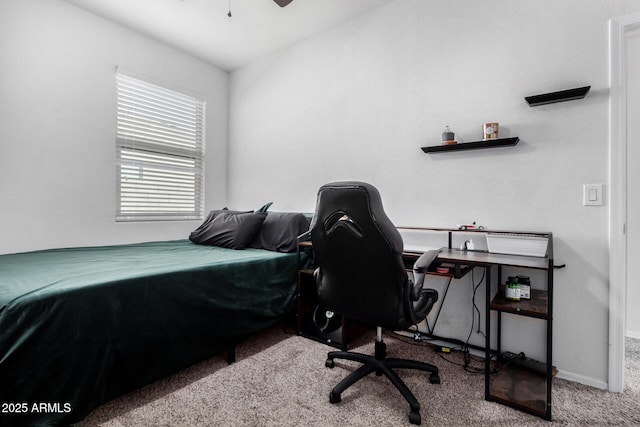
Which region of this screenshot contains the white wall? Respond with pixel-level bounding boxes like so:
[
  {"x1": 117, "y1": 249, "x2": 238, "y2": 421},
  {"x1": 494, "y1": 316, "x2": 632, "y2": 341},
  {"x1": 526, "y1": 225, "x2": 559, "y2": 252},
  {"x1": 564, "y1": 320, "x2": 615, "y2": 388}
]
[
  {"x1": 1, "y1": 0, "x2": 637, "y2": 390},
  {"x1": 0, "y1": 0, "x2": 228, "y2": 255},
  {"x1": 228, "y1": 0, "x2": 640, "y2": 388},
  {"x1": 627, "y1": 29, "x2": 640, "y2": 338}
]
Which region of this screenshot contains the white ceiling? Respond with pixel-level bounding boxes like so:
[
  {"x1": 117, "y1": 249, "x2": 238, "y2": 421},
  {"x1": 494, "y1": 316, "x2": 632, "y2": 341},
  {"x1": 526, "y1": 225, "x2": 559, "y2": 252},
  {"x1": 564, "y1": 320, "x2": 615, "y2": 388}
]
[{"x1": 63, "y1": 0, "x2": 396, "y2": 71}]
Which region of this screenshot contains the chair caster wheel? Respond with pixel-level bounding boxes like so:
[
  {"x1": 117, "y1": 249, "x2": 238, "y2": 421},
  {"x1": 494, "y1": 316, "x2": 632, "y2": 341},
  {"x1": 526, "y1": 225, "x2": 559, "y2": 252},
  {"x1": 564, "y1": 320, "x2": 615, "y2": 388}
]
[
  {"x1": 325, "y1": 358, "x2": 334, "y2": 368},
  {"x1": 409, "y1": 410, "x2": 421, "y2": 425},
  {"x1": 329, "y1": 391, "x2": 341, "y2": 404},
  {"x1": 429, "y1": 373, "x2": 441, "y2": 384}
]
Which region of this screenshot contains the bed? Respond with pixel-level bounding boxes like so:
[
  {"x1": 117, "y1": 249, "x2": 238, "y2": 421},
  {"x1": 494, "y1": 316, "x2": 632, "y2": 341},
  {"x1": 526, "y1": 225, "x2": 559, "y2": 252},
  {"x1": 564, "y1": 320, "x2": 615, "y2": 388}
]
[{"x1": 0, "y1": 211, "x2": 309, "y2": 426}]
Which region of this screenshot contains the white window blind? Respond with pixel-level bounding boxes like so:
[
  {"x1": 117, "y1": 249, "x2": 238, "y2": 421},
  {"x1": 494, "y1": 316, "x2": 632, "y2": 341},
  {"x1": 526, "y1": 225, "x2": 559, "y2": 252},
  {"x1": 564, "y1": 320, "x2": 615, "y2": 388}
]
[{"x1": 116, "y1": 72, "x2": 205, "y2": 221}]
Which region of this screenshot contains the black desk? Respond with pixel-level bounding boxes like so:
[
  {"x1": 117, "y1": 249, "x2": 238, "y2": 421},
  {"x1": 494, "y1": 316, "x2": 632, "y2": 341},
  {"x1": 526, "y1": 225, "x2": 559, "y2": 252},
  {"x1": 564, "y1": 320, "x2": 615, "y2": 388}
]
[
  {"x1": 299, "y1": 228, "x2": 555, "y2": 420},
  {"x1": 402, "y1": 233, "x2": 554, "y2": 421}
]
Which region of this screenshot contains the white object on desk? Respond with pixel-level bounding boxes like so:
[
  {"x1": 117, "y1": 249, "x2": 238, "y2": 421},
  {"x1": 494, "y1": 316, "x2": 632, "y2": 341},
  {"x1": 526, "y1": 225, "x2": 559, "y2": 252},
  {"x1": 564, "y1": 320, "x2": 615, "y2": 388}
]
[
  {"x1": 486, "y1": 233, "x2": 548, "y2": 257},
  {"x1": 459, "y1": 239, "x2": 475, "y2": 250}
]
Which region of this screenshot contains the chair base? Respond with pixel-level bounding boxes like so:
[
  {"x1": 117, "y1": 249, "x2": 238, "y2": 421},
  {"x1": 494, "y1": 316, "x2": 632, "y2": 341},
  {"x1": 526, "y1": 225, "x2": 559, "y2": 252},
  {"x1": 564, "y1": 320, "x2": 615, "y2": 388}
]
[{"x1": 325, "y1": 340, "x2": 440, "y2": 425}]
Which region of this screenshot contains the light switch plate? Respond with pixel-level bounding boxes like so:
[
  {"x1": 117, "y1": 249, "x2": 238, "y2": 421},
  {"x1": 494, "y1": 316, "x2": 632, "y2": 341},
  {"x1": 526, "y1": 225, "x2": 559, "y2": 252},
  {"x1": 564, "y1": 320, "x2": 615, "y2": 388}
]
[{"x1": 583, "y1": 184, "x2": 603, "y2": 206}]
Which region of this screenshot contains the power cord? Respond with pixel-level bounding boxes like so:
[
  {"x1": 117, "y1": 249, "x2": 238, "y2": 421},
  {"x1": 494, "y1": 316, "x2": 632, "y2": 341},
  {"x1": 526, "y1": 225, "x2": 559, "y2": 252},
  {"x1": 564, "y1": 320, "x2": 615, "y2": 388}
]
[
  {"x1": 457, "y1": 267, "x2": 490, "y2": 373},
  {"x1": 423, "y1": 276, "x2": 452, "y2": 335},
  {"x1": 395, "y1": 266, "x2": 501, "y2": 375},
  {"x1": 465, "y1": 267, "x2": 486, "y2": 342},
  {"x1": 398, "y1": 328, "x2": 501, "y2": 375}
]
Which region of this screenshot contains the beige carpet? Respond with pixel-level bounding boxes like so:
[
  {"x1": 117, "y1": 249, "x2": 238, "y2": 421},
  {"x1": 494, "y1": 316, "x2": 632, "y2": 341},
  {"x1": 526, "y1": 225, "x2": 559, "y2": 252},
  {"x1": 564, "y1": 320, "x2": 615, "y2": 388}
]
[{"x1": 80, "y1": 326, "x2": 640, "y2": 426}]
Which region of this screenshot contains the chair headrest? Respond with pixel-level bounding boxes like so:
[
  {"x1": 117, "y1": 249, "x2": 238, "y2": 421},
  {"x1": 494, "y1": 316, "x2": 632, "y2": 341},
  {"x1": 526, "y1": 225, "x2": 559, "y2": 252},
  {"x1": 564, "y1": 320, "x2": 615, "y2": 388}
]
[{"x1": 310, "y1": 181, "x2": 403, "y2": 256}]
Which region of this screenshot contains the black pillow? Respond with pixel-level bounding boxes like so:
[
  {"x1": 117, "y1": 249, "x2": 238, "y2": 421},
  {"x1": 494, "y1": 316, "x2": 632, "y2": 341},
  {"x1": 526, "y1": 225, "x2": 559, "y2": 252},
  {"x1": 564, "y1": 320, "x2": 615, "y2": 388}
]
[
  {"x1": 250, "y1": 212, "x2": 311, "y2": 253},
  {"x1": 189, "y1": 210, "x2": 267, "y2": 249},
  {"x1": 256, "y1": 202, "x2": 273, "y2": 213},
  {"x1": 221, "y1": 202, "x2": 271, "y2": 212}
]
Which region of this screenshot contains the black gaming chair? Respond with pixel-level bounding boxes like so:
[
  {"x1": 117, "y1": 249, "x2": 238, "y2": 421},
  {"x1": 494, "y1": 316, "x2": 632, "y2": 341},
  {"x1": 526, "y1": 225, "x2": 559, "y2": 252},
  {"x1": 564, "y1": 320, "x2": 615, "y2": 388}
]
[{"x1": 310, "y1": 181, "x2": 440, "y2": 425}]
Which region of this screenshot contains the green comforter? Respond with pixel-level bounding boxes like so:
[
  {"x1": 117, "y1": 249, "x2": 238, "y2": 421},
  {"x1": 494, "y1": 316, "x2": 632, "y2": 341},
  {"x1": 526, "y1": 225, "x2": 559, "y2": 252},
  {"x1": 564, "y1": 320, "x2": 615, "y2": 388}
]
[{"x1": 0, "y1": 240, "x2": 300, "y2": 426}]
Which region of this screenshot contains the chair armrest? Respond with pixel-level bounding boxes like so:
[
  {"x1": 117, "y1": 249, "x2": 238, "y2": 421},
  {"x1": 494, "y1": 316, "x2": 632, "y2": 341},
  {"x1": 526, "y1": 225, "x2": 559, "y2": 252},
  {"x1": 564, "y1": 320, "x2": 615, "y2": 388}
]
[
  {"x1": 413, "y1": 250, "x2": 439, "y2": 273},
  {"x1": 410, "y1": 250, "x2": 439, "y2": 301}
]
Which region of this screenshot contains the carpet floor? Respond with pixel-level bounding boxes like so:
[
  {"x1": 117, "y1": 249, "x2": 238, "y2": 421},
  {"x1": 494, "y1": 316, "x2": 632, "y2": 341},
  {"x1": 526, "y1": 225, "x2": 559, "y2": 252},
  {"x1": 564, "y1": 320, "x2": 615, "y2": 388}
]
[{"x1": 80, "y1": 325, "x2": 640, "y2": 426}]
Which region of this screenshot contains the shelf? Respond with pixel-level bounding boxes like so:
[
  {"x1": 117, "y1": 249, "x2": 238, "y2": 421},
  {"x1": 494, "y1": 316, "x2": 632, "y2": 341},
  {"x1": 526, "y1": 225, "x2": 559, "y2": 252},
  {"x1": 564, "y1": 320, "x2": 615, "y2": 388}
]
[
  {"x1": 490, "y1": 287, "x2": 548, "y2": 319},
  {"x1": 491, "y1": 287, "x2": 548, "y2": 318},
  {"x1": 525, "y1": 86, "x2": 590, "y2": 107},
  {"x1": 421, "y1": 137, "x2": 519, "y2": 153},
  {"x1": 489, "y1": 362, "x2": 552, "y2": 418}
]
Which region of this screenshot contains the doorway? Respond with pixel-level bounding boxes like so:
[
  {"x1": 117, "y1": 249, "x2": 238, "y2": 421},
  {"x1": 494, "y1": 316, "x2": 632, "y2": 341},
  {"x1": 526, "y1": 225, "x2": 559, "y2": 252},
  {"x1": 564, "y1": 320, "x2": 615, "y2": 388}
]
[
  {"x1": 627, "y1": 29, "x2": 640, "y2": 340},
  {"x1": 610, "y1": 13, "x2": 640, "y2": 393}
]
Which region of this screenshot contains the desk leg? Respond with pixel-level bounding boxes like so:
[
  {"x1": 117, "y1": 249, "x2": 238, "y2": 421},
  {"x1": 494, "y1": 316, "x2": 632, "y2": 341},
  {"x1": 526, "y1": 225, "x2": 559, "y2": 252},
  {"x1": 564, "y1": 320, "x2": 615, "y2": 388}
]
[
  {"x1": 485, "y1": 265, "x2": 491, "y2": 401},
  {"x1": 497, "y1": 266, "x2": 502, "y2": 357}
]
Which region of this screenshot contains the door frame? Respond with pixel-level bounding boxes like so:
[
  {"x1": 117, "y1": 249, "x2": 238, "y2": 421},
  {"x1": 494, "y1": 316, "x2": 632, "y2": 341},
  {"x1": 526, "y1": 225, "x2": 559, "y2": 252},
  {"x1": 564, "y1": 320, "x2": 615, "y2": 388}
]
[{"x1": 609, "y1": 12, "x2": 640, "y2": 393}]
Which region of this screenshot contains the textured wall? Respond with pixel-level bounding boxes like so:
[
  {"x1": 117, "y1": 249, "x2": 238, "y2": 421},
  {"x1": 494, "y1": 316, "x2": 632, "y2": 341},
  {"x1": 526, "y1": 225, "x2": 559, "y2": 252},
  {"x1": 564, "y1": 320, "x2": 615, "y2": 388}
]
[
  {"x1": 228, "y1": 0, "x2": 640, "y2": 387},
  {"x1": 0, "y1": 0, "x2": 228, "y2": 254}
]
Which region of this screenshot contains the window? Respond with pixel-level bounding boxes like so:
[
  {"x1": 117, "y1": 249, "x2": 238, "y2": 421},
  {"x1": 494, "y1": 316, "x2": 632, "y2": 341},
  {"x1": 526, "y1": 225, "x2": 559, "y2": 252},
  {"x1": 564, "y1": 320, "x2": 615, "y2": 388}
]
[{"x1": 116, "y1": 72, "x2": 205, "y2": 221}]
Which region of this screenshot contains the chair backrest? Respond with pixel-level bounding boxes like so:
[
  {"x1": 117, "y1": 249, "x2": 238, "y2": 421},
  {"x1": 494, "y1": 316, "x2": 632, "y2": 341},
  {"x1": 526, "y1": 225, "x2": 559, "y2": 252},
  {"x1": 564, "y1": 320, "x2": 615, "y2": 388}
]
[{"x1": 310, "y1": 181, "x2": 412, "y2": 330}]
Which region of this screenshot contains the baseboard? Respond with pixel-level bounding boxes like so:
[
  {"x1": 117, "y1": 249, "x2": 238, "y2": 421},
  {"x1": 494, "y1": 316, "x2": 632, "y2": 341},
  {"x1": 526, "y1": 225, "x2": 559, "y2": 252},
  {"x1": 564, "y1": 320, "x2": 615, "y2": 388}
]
[
  {"x1": 626, "y1": 330, "x2": 640, "y2": 339},
  {"x1": 555, "y1": 369, "x2": 608, "y2": 390}
]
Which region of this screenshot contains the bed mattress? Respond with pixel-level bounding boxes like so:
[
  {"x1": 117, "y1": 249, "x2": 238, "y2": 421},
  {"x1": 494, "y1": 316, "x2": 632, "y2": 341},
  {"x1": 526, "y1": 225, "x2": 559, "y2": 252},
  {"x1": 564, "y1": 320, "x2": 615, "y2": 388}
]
[{"x1": 0, "y1": 240, "x2": 300, "y2": 426}]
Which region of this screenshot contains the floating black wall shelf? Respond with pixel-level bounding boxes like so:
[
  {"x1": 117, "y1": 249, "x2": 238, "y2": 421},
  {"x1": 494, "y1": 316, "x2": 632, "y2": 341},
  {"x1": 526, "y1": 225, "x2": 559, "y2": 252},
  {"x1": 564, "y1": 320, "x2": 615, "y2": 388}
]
[
  {"x1": 525, "y1": 86, "x2": 590, "y2": 107},
  {"x1": 421, "y1": 137, "x2": 519, "y2": 153}
]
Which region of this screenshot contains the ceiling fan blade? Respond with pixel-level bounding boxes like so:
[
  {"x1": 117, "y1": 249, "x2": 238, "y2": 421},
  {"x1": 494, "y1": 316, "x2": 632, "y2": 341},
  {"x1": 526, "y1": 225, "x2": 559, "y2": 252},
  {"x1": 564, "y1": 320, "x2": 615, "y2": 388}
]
[{"x1": 274, "y1": 0, "x2": 293, "y2": 7}]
